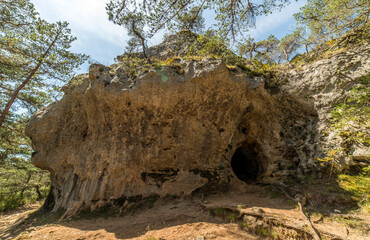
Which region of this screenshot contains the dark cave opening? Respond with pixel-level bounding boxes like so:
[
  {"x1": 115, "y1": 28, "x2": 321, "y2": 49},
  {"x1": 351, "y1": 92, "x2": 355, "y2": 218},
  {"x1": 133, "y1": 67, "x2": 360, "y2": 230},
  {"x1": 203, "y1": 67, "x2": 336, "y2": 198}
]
[{"x1": 231, "y1": 144, "x2": 260, "y2": 183}]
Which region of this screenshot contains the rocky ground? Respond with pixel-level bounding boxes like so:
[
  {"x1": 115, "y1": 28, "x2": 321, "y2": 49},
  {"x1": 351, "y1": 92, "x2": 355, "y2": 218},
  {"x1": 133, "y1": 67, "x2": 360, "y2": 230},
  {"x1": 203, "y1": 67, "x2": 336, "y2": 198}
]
[{"x1": 1, "y1": 184, "x2": 369, "y2": 240}]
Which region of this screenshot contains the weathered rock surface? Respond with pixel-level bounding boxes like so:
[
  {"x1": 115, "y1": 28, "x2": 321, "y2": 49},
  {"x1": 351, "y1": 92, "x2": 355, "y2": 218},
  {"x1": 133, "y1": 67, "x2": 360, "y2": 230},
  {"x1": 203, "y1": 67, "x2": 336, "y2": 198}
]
[
  {"x1": 25, "y1": 39, "x2": 369, "y2": 213},
  {"x1": 283, "y1": 42, "x2": 370, "y2": 169}
]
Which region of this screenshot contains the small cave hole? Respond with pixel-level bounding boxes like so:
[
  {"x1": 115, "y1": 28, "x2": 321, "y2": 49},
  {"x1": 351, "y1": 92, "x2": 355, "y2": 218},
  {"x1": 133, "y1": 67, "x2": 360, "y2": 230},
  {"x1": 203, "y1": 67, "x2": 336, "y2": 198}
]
[{"x1": 231, "y1": 144, "x2": 260, "y2": 183}]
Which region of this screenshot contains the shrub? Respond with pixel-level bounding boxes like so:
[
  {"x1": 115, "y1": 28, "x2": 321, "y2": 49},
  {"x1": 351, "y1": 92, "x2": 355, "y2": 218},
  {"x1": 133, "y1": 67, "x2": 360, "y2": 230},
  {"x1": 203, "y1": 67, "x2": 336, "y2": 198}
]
[{"x1": 0, "y1": 161, "x2": 50, "y2": 212}]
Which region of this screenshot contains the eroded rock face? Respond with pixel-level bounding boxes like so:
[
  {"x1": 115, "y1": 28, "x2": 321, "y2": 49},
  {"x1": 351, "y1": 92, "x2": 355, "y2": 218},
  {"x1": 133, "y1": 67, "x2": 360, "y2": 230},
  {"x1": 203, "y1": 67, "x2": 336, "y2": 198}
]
[
  {"x1": 283, "y1": 43, "x2": 370, "y2": 169},
  {"x1": 26, "y1": 41, "x2": 369, "y2": 213},
  {"x1": 26, "y1": 58, "x2": 290, "y2": 212}
]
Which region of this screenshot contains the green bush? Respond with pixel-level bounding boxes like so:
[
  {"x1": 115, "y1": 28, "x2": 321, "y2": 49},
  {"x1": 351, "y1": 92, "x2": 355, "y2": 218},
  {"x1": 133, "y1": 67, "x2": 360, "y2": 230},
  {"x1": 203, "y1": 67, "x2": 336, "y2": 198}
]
[
  {"x1": 338, "y1": 166, "x2": 370, "y2": 213},
  {"x1": 0, "y1": 161, "x2": 50, "y2": 212},
  {"x1": 186, "y1": 32, "x2": 244, "y2": 66}
]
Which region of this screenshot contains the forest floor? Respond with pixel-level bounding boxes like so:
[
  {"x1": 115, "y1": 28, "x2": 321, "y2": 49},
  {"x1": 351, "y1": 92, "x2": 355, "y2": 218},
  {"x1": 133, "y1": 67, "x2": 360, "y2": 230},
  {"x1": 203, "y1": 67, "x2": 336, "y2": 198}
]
[{"x1": 0, "y1": 184, "x2": 369, "y2": 240}]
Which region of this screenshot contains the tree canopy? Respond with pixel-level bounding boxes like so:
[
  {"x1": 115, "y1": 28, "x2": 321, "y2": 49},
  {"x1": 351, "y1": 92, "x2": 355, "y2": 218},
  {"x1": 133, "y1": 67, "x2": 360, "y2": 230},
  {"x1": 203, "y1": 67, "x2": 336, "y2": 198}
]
[
  {"x1": 107, "y1": 0, "x2": 368, "y2": 64},
  {"x1": 168, "y1": 5, "x2": 205, "y2": 34},
  {"x1": 106, "y1": 0, "x2": 293, "y2": 54},
  {"x1": 295, "y1": 0, "x2": 370, "y2": 42},
  {"x1": 0, "y1": 0, "x2": 88, "y2": 211},
  {"x1": 0, "y1": 1, "x2": 89, "y2": 128},
  {"x1": 237, "y1": 0, "x2": 369, "y2": 65}
]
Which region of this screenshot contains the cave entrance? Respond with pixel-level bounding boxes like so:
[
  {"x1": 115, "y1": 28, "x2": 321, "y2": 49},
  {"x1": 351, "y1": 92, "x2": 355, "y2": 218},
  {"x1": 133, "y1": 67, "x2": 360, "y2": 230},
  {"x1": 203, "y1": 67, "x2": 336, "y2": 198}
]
[{"x1": 231, "y1": 143, "x2": 260, "y2": 183}]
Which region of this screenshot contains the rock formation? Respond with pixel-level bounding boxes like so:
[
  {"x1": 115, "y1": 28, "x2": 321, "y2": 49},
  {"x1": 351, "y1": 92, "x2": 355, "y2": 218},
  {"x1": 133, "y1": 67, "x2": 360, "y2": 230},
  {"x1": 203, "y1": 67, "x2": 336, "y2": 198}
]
[
  {"x1": 25, "y1": 34, "x2": 369, "y2": 213},
  {"x1": 283, "y1": 43, "x2": 370, "y2": 169}
]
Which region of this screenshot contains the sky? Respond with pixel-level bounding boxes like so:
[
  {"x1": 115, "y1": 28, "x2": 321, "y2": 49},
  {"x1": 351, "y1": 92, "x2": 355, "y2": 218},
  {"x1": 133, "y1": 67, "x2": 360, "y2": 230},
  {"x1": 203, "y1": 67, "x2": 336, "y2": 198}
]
[{"x1": 31, "y1": 0, "x2": 307, "y2": 73}]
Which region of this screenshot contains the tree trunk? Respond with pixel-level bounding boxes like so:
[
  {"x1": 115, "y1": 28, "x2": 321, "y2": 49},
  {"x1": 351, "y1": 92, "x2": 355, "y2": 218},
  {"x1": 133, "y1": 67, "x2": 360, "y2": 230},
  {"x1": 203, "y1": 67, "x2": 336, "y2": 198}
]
[
  {"x1": 131, "y1": 20, "x2": 148, "y2": 60},
  {"x1": 35, "y1": 185, "x2": 42, "y2": 200},
  {"x1": 20, "y1": 171, "x2": 32, "y2": 199},
  {"x1": 0, "y1": 29, "x2": 62, "y2": 128},
  {"x1": 284, "y1": 49, "x2": 289, "y2": 62}
]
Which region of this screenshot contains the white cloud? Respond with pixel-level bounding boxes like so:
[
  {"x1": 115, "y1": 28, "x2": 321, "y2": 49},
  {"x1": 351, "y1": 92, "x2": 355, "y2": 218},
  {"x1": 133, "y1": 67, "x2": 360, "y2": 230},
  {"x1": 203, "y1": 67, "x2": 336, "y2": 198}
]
[
  {"x1": 32, "y1": 0, "x2": 129, "y2": 65},
  {"x1": 248, "y1": 1, "x2": 307, "y2": 40},
  {"x1": 33, "y1": 0, "x2": 127, "y2": 41},
  {"x1": 31, "y1": 0, "x2": 307, "y2": 65}
]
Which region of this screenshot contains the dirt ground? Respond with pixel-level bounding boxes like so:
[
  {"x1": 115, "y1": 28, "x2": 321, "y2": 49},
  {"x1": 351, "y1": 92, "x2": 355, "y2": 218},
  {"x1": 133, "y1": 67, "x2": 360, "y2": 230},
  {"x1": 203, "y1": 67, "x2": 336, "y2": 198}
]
[{"x1": 1, "y1": 185, "x2": 369, "y2": 240}]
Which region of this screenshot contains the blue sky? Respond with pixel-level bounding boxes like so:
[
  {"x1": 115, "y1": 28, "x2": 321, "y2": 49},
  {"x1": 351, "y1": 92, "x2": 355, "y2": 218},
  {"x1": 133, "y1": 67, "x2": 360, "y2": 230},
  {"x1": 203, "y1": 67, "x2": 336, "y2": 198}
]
[{"x1": 31, "y1": 0, "x2": 307, "y2": 73}]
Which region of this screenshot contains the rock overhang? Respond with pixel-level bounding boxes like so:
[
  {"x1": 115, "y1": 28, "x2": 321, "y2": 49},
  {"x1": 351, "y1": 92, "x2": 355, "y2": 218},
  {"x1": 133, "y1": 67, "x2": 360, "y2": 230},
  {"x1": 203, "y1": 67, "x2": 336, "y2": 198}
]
[{"x1": 26, "y1": 56, "x2": 318, "y2": 213}]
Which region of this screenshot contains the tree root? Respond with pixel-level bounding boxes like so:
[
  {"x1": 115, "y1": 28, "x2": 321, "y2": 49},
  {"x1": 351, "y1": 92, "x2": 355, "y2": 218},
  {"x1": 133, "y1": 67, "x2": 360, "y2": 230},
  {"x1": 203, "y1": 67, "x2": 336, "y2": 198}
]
[
  {"x1": 202, "y1": 201, "x2": 347, "y2": 240},
  {"x1": 270, "y1": 185, "x2": 322, "y2": 240}
]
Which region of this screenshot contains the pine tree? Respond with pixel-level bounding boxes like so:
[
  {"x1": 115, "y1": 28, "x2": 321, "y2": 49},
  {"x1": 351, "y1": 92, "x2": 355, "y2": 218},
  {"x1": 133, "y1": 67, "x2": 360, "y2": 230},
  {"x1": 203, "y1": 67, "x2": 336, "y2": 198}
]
[
  {"x1": 0, "y1": 0, "x2": 88, "y2": 211},
  {"x1": 0, "y1": 1, "x2": 89, "y2": 127},
  {"x1": 106, "y1": 0, "x2": 292, "y2": 42},
  {"x1": 294, "y1": 0, "x2": 369, "y2": 43}
]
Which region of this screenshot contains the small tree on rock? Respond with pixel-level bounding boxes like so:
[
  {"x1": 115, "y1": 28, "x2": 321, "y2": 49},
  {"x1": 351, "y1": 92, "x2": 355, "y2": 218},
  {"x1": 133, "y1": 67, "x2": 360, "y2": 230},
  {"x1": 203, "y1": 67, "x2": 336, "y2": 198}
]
[
  {"x1": 278, "y1": 28, "x2": 303, "y2": 62},
  {"x1": 168, "y1": 6, "x2": 205, "y2": 34}
]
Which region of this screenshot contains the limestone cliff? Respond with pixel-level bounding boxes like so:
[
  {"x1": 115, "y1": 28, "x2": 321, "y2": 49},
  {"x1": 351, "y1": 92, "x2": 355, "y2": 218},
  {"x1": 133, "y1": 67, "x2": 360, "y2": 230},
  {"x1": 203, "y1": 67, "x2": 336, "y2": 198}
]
[
  {"x1": 283, "y1": 42, "x2": 370, "y2": 170},
  {"x1": 25, "y1": 37, "x2": 369, "y2": 213}
]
